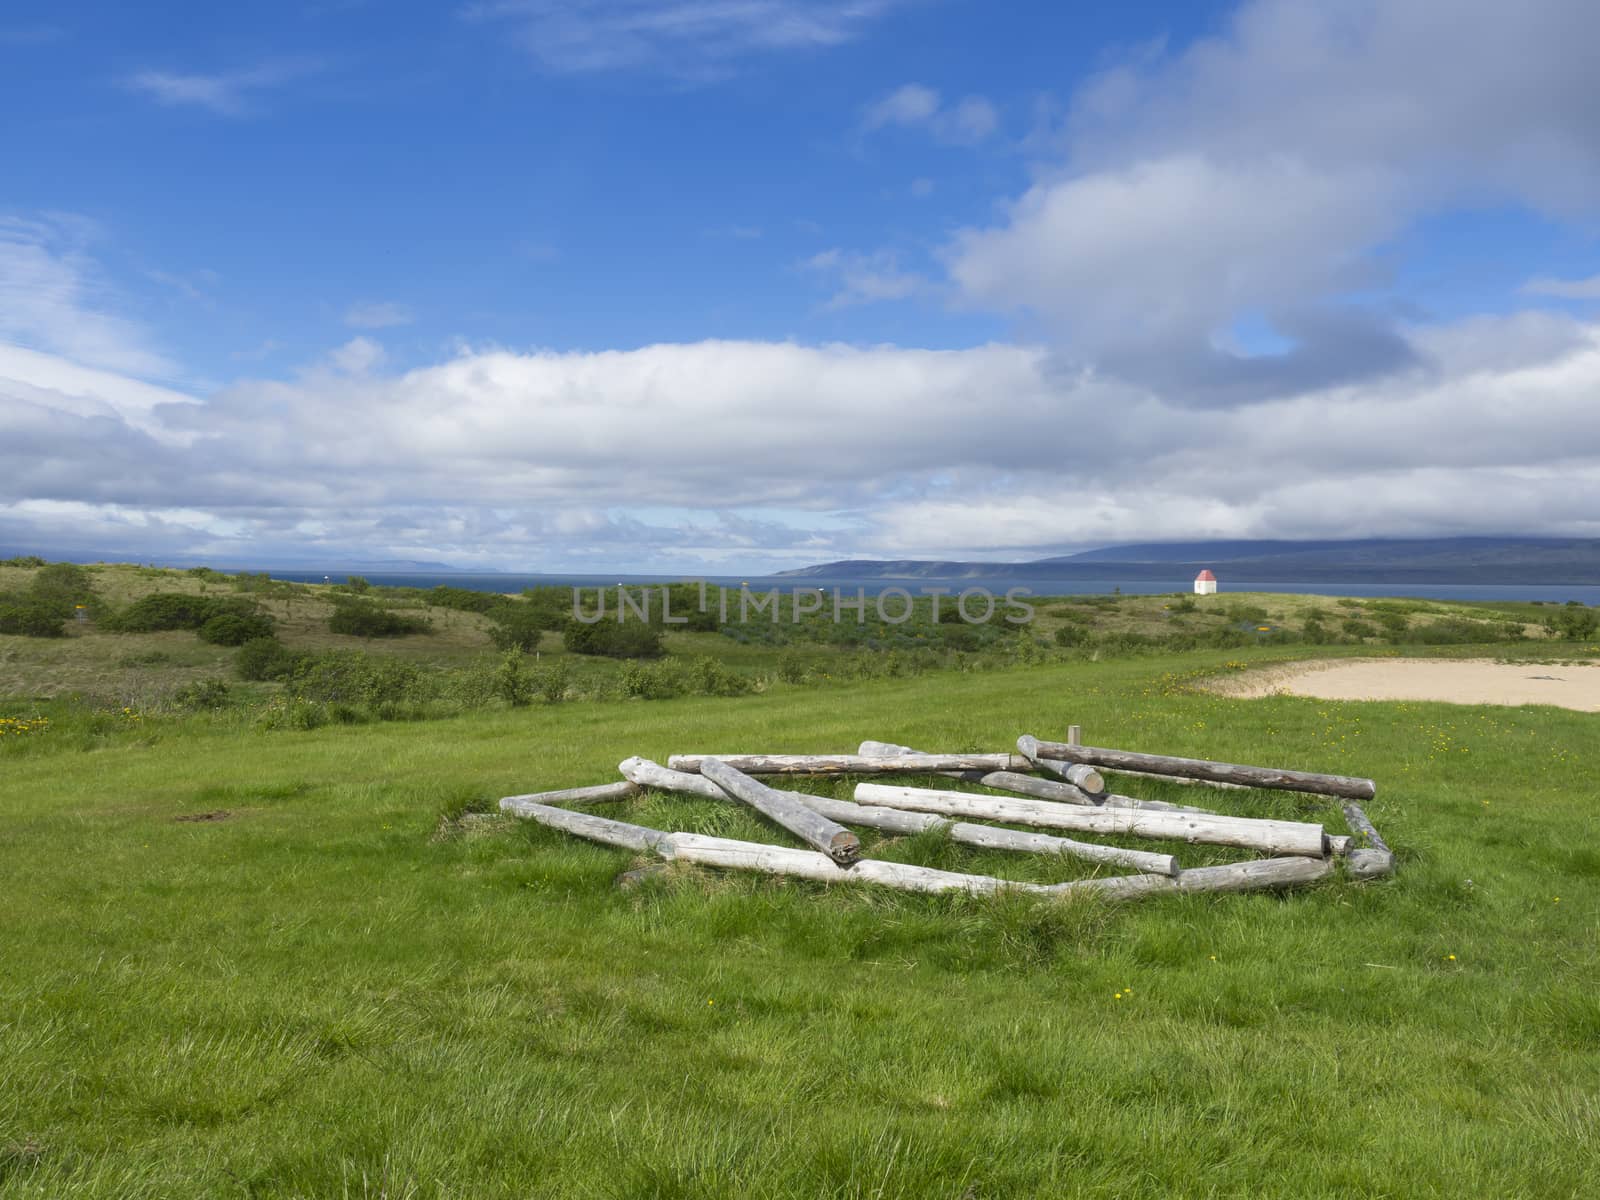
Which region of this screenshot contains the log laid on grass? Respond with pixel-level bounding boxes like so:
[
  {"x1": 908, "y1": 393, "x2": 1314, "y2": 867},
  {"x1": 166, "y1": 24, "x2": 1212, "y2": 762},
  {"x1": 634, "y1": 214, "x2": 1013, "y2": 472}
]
[
  {"x1": 1340, "y1": 800, "x2": 1396, "y2": 879},
  {"x1": 498, "y1": 796, "x2": 665, "y2": 852},
  {"x1": 1018, "y1": 735, "x2": 1106, "y2": 795},
  {"x1": 853, "y1": 783, "x2": 1330, "y2": 857},
  {"x1": 699, "y1": 758, "x2": 861, "y2": 866},
  {"x1": 1023, "y1": 736, "x2": 1377, "y2": 800},
  {"x1": 619, "y1": 755, "x2": 724, "y2": 800},
  {"x1": 501, "y1": 780, "x2": 641, "y2": 807},
  {"x1": 859, "y1": 739, "x2": 1102, "y2": 808},
  {"x1": 608, "y1": 758, "x2": 1179, "y2": 876},
  {"x1": 667, "y1": 752, "x2": 1031, "y2": 776},
  {"x1": 500, "y1": 803, "x2": 1332, "y2": 901}
]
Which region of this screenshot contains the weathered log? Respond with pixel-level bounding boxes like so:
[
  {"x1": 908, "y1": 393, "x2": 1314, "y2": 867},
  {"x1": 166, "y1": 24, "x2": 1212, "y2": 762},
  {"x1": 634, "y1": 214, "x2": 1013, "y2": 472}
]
[
  {"x1": 1101, "y1": 767, "x2": 1252, "y2": 791},
  {"x1": 619, "y1": 755, "x2": 724, "y2": 800},
  {"x1": 666, "y1": 836, "x2": 1327, "y2": 900},
  {"x1": 1340, "y1": 801, "x2": 1395, "y2": 878},
  {"x1": 699, "y1": 758, "x2": 861, "y2": 865},
  {"x1": 502, "y1": 780, "x2": 641, "y2": 807},
  {"x1": 1341, "y1": 801, "x2": 1391, "y2": 853},
  {"x1": 853, "y1": 783, "x2": 1329, "y2": 857},
  {"x1": 616, "y1": 757, "x2": 1178, "y2": 876},
  {"x1": 498, "y1": 796, "x2": 665, "y2": 852},
  {"x1": 667, "y1": 752, "x2": 1031, "y2": 776},
  {"x1": 1018, "y1": 735, "x2": 1105, "y2": 794},
  {"x1": 1043, "y1": 855, "x2": 1334, "y2": 900},
  {"x1": 1024, "y1": 736, "x2": 1377, "y2": 800},
  {"x1": 500, "y1": 804, "x2": 1333, "y2": 901},
  {"x1": 660, "y1": 833, "x2": 1061, "y2": 896},
  {"x1": 859, "y1": 739, "x2": 1106, "y2": 808}
]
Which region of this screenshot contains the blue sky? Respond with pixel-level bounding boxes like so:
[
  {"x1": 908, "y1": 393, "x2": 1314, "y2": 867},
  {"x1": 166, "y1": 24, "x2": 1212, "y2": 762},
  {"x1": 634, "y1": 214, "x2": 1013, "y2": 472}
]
[{"x1": 4, "y1": 0, "x2": 1600, "y2": 570}]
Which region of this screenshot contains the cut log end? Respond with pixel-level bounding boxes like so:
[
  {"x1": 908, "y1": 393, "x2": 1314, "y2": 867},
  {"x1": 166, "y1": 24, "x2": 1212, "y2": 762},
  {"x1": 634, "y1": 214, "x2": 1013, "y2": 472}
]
[{"x1": 828, "y1": 831, "x2": 863, "y2": 865}]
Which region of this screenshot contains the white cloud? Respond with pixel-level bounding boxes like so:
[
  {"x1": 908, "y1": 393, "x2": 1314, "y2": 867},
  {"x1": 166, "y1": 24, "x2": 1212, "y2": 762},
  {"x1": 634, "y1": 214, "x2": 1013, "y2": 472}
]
[
  {"x1": 344, "y1": 301, "x2": 415, "y2": 329},
  {"x1": 1522, "y1": 273, "x2": 1600, "y2": 300},
  {"x1": 863, "y1": 83, "x2": 999, "y2": 144},
  {"x1": 863, "y1": 83, "x2": 939, "y2": 128},
  {"x1": 803, "y1": 248, "x2": 926, "y2": 307},
  {"x1": 467, "y1": 0, "x2": 902, "y2": 78},
  {"x1": 0, "y1": 216, "x2": 174, "y2": 379},
  {"x1": 328, "y1": 337, "x2": 386, "y2": 374},
  {"x1": 126, "y1": 59, "x2": 319, "y2": 115},
  {"x1": 946, "y1": 0, "x2": 1600, "y2": 399},
  {"x1": 5, "y1": 317, "x2": 1600, "y2": 566}
]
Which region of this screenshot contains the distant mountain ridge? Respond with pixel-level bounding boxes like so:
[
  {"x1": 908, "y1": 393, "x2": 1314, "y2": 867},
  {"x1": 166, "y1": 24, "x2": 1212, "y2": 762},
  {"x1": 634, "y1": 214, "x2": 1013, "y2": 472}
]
[{"x1": 777, "y1": 538, "x2": 1600, "y2": 585}]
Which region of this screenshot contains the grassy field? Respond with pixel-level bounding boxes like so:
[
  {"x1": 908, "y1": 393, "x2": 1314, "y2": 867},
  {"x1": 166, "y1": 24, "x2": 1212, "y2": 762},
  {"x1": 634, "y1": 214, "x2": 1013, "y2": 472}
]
[
  {"x1": 1, "y1": 560, "x2": 1589, "y2": 709},
  {"x1": 2, "y1": 625, "x2": 1598, "y2": 1196}
]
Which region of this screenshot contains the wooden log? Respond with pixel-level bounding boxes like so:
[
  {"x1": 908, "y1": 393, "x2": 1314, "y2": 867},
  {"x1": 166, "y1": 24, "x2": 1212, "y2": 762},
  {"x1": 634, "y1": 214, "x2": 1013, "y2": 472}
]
[
  {"x1": 853, "y1": 783, "x2": 1329, "y2": 857},
  {"x1": 503, "y1": 804, "x2": 1329, "y2": 902},
  {"x1": 616, "y1": 756, "x2": 1177, "y2": 875},
  {"x1": 858, "y1": 739, "x2": 1208, "y2": 814},
  {"x1": 699, "y1": 758, "x2": 861, "y2": 865},
  {"x1": 498, "y1": 796, "x2": 665, "y2": 852},
  {"x1": 619, "y1": 756, "x2": 724, "y2": 800},
  {"x1": 1340, "y1": 801, "x2": 1395, "y2": 878},
  {"x1": 858, "y1": 739, "x2": 989, "y2": 782},
  {"x1": 859, "y1": 739, "x2": 1105, "y2": 808},
  {"x1": 1024, "y1": 736, "x2": 1377, "y2": 800},
  {"x1": 1043, "y1": 855, "x2": 1334, "y2": 900},
  {"x1": 660, "y1": 832, "x2": 1060, "y2": 896},
  {"x1": 1100, "y1": 766, "x2": 1252, "y2": 791},
  {"x1": 501, "y1": 780, "x2": 641, "y2": 807},
  {"x1": 667, "y1": 752, "x2": 1031, "y2": 776},
  {"x1": 666, "y1": 836, "x2": 1325, "y2": 901},
  {"x1": 1018, "y1": 735, "x2": 1105, "y2": 795},
  {"x1": 1341, "y1": 801, "x2": 1391, "y2": 854}
]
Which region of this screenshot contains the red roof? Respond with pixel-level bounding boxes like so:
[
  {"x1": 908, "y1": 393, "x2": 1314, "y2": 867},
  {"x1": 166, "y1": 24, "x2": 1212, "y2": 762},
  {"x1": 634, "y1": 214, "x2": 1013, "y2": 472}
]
[{"x1": 1195, "y1": 569, "x2": 1216, "y2": 581}]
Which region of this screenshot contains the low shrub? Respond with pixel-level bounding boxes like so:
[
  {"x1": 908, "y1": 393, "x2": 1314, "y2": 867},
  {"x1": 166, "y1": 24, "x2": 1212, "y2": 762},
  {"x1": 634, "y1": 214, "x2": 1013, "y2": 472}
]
[
  {"x1": 172, "y1": 679, "x2": 232, "y2": 711},
  {"x1": 493, "y1": 650, "x2": 534, "y2": 707},
  {"x1": 684, "y1": 656, "x2": 752, "y2": 697},
  {"x1": 1, "y1": 555, "x2": 46, "y2": 568},
  {"x1": 236, "y1": 638, "x2": 298, "y2": 681},
  {"x1": 563, "y1": 619, "x2": 664, "y2": 658},
  {"x1": 0, "y1": 596, "x2": 67, "y2": 637},
  {"x1": 106, "y1": 592, "x2": 264, "y2": 634},
  {"x1": 290, "y1": 650, "x2": 434, "y2": 705},
  {"x1": 486, "y1": 602, "x2": 551, "y2": 652},
  {"x1": 199, "y1": 611, "x2": 277, "y2": 646},
  {"x1": 328, "y1": 599, "x2": 429, "y2": 638}
]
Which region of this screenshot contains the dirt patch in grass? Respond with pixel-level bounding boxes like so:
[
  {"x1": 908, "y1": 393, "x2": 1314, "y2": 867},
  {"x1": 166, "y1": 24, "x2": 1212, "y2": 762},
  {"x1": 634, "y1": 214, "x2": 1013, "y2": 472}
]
[
  {"x1": 1213, "y1": 657, "x2": 1600, "y2": 712},
  {"x1": 173, "y1": 810, "x2": 233, "y2": 823}
]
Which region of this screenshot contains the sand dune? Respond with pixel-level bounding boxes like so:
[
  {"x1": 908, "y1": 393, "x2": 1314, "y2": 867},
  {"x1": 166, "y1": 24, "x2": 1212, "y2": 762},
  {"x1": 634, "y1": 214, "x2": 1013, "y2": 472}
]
[{"x1": 1217, "y1": 658, "x2": 1600, "y2": 712}]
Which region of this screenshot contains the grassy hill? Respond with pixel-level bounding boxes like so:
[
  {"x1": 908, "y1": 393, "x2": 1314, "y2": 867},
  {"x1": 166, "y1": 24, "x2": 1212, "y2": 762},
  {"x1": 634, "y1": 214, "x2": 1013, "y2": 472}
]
[{"x1": 1, "y1": 560, "x2": 1591, "y2": 714}]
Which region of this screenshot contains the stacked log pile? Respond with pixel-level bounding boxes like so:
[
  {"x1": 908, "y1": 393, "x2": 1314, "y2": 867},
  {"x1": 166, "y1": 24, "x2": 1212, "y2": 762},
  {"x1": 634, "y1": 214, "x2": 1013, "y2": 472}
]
[{"x1": 499, "y1": 730, "x2": 1397, "y2": 904}]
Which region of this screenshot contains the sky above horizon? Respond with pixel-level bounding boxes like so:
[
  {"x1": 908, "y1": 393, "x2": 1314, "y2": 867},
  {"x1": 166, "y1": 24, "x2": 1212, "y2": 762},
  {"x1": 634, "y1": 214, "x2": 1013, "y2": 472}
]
[{"x1": 4, "y1": 0, "x2": 1600, "y2": 571}]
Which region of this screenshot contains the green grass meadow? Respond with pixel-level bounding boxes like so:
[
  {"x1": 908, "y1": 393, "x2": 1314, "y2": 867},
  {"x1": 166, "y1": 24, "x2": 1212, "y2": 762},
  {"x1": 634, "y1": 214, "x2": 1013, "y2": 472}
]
[{"x1": 3, "y1": 648, "x2": 1598, "y2": 1197}]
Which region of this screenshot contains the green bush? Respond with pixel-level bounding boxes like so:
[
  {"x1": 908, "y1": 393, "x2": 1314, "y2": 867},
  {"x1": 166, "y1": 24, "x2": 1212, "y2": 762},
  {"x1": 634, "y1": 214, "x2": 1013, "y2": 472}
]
[
  {"x1": 1551, "y1": 606, "x2": 1599, "y2": 640},
  {"x1": 198, "y1": 611, "x2": 277, "y2": 646},
  {"x1": 493, "y1": 650, "x2": 534, "y2": 707},
  {"x1": 236, "y1": 638, "x2": 298, "y2": 681},
  {"x1": 290, "y1": 651, "x2": 433, "y2": 705},
  {"x1": 106, "y1": 593, "x2": 241, "y2": 633},
  {"x1": 684, "y1": 656, "x2": 752, "y2": 697},
  {"x1": 424, "y1": 585, "x2": 501, "y2": 615},
  {"x1": 1053, "y1": 624, "x2": 1091, "y2": 647},
  {"x1": 620, "y1": 660, "x2": 681, "y2": 699},
  {"x1": 1341, "y1": 618, "x2": 1377, "y2": 639},
  {"x1": 328, "y1": 599, "x2": 429, "y2": 638},
  {"x1": 0, "y1": 596, "x2": 67, "y2": 637},
  {"x1": 1, "y1": 555, "x2": 46, "y2": 568},
  {"x1": 486, "y1": 602, "x2": 551, "y2": 652},
  {"x1": 563, "y1": 619, "x2": 664, "y2": 658},
  {"x1": 531, "y1": 661, "x2": 572, "y2": 703},
  {"x1": 1169, "y1": 595, "x2": 1197, "y2": 613},
  {"x1": 172, "y1": 679, "x2": 232, "y2": 710}
]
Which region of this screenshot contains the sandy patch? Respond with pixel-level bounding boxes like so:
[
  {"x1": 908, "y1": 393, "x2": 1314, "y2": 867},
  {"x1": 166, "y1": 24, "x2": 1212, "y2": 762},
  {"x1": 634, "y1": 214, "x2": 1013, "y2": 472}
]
[{"x1": 1215, "y1": 658, "x2": 1600, "y2": 712}]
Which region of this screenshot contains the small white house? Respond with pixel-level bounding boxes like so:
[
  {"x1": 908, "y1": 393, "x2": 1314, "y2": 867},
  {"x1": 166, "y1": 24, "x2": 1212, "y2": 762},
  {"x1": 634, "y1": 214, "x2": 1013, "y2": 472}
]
[{"x1": 1194, "y1": 569, "x2": 1218, "y2": 595}]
